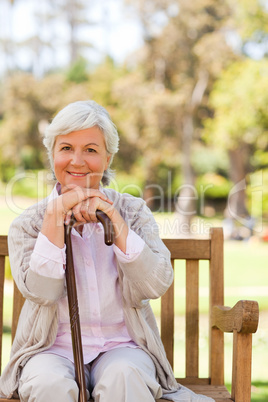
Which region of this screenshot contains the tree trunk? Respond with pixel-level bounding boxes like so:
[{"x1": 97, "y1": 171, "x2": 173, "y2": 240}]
[
  {"x1": 175, "y1": 114, "x2": 196, "y2": 234},
  {"x1": 228, "y1": 146, "x2": 250, "y2": 218},
  {"x1": 175, "y1": 71, "x2": 209, "y2": 235}
]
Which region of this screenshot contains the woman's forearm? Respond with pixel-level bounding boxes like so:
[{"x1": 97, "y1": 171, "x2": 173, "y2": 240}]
[
  {"x1": 41, "y1": 198, "x2": 65, "y2": 248},
  {"x1": 110, "y1": 210, "x2": 129, "y2": 253}
]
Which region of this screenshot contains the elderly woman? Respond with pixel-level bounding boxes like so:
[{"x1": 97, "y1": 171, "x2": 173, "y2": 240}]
[{"x1": 0, "y1": 101, "x2": 214, "y2": 402}]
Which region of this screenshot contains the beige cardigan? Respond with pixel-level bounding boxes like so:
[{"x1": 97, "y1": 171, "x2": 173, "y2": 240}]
[{"x1": 0, "y1": 188, "x2": 179, "y2": 399}]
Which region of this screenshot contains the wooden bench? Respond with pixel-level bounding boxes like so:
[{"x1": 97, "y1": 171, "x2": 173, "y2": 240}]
[{"x1": 0, "y1": 228, "x2": 259, "y2": 401}]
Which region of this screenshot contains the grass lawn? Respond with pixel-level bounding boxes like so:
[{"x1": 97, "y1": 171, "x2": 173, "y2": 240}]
[{"x1": 0, "y1": 195, "x2": 37, "y2": 236}]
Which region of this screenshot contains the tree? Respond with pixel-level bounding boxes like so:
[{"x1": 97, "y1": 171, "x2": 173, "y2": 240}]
[
  {"x1": 204, "y1": 58, "x2": 268, "y2": 220},
  {"x1": 113, "y1": 69, "x2": 184, "y2": 202},
  {"x1": 54, "y1": 0, "x2": 93, "y2": 66},
  {"x1": 0, "y1": 0, "x2": 98, "y2": 78},
  {"x1": 0, "y1": 0, "x2": 16, "y2": 75},
  {"x1": 0, "y1": 71, "x2": 91, "y2": 177},
  {"x1": 122, "y1": 0, "x2": 235, "y2": 231},
  {"x1": 232, "y1": 0, "x2": 268, "y2": 56},
  {"x1": 202, "y1": 0, "x2": 268, "y2": 229}
]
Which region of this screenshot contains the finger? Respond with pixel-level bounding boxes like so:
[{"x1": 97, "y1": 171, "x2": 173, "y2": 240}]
[
  {"x1": 61, "y1": 186, "x2": 91, "y2": 212},
  {"x1": 72, "y1": 204, "x2": 87, "y2": 223},
  {"x1": 64, "y1": 210, "x2": 73, "y2": 225},
  {"x1": 79, "y1": 203, "x2": 93, "y2": 223},
  {"x1": 78, "y1": 193, "x2": 113, "y2": 219},
  {"x1": 83, "y1": 199, "x2": 99, "y2": 223},
  {"x1": 101, "y1": 196, "x2": 113, "y2": 205},
  {"x1": 92, "y1": 198, "x2": 115, "y2": 220},
  {"x1": 73, "y1": 212, "x2": 87, "y2": 223},
  {"x1": 62, "y1": 185, "x2": 113, "y2": 208},
  {"x1": 83, "y1": 189, "x2": 113, "y2": 205}
]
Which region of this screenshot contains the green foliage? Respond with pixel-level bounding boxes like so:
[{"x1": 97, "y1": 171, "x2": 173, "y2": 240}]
[
  {"x1": 108, "y1": 171, "x2": 145, "y2": 197},
  {"x1": 87, "y1": 57, "x2": 126, "y2": 105},
  {"x1": 196, "y1": 173, "x2": 232, "y2": 199},
  {"x1": 0, "y1": 163, "x2": 16, "y2": 183},
  {"x1": 0, "y1": 72, "x2": 91, "y2": 172},
  {"x1": 0, "y1": 0, "x2": 268, "y2": 216},
  {"x1": 253, "y1": 150, "x2": 268, "y2": 168},
  {"x1": 114, "y1": 0, "x2": 237, "y2": 219},
  {"x1": 66, "y1": 57, "x2": 89, "y2": 83},
  {"x1": 204, "y1": 58, "x2": 268, "y2": 219},
  {"x1": 191, "y1": 145, "x2": 229, "y2": 176},
  {"x1": 10, "y1": 175, "x2": 41, "y2": 198},
  {"x1": 204, "y1": 58, "x2": 268, "y2": 150},
  {"x1": 231, "y1": 0, "x2": 268, "y2": 43},
  {"x1": 247, "y1": 168, "x2": 268, "y2": 218}
]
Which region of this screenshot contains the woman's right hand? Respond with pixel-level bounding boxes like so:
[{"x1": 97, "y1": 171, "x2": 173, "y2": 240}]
[
  {"x1": 59, "y1": 184, "x2": 112, "y2": 225},
  {"x1": 41, "y1": 185, "x2": 112, "y2": 248}
]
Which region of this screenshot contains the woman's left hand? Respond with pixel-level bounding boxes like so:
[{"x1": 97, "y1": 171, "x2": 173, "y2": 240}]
[
  {"x1": 71, "y1": 194, "x2": 114, "y2": 224},
  {"x1": 68, "y1": 191, "x2": 129, "y2": 253}
]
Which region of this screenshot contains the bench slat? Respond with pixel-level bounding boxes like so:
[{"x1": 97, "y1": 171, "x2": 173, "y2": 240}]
[
  {"x1": 181, "y1": 384, "x2": 232, "y2": 401},
  {"x1": 231, "y1": 331, "x2": 252, "y2": 402},
  {"x1": 163, "y1": 239, "x2": 210, "y2": 260},
  {"x1": 156, "y1": 384, "x2": 232, "y2": 401},
  {"x1": 209, "y1": 228, "x2": 224, "y2": 385},
  {"x1": 186, "y1": 259, "x2": 199, "y2": 378},
  {"x1": 0, "y1": 236, "x2": 8, "y2": 257}
]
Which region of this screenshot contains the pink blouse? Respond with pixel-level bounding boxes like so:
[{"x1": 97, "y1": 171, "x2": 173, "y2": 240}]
[{"x1": 29, "y1": 184, "x2": 145, "y2": 364}]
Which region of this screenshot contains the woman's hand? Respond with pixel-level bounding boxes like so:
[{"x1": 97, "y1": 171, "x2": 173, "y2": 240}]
[
  {"x1": 60, "y1": 184, "x2": 113, "y2": 225},
  {"x1": 41, "y1": 185, "x2": 110, "y2": 248},
  {"x1": 62, "y1": 186, "x2": 129, "y2": 253},
  {"x1": 42, "y1": 185, "x2": 129, "y2": 253}
]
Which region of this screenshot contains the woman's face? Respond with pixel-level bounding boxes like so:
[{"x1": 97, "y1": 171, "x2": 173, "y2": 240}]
[{"x1": 53, "y1": 127, "x2": 111, "y2": 189}]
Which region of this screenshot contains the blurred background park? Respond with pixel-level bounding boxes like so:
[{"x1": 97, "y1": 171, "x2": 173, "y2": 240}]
[{"x1": 0, "y1": 0, "x2": 267, "y2": 400}]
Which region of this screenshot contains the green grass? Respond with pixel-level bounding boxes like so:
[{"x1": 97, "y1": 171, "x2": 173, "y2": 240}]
[
  {"x1": 150, "y1": 240, "x2": 268, "y2": 314},
  {"x1": 251, "y1": 382, "x2": 268, "y2": 402},
  {"x1": 224, "y1": 382, "x2": 268, "y2": 402},
  {"x1": 0, "y1": 197, "x2": 36, "y2": 235}
]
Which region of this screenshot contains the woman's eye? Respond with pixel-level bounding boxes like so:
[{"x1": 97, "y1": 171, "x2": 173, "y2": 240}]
[
  {"x1": 61, "y1": 146, "x2": 71, "y2": 151},
  {"x1": 86, "y1": 148, "x2": 96, "y2": 153}
]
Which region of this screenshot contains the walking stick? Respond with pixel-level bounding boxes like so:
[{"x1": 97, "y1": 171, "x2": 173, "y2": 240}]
[{"x1": 64, "y1": 210, "x2": 114, "y2": 402}]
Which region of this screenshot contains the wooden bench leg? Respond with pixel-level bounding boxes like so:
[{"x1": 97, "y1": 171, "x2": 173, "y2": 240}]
[{"x1": 231, "y1": 330, "x2": 252, "y2": 402}]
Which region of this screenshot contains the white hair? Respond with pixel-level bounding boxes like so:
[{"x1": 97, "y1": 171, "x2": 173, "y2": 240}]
[{"x1": 43, "y1": 100, "x2": 119, "y2": 186}]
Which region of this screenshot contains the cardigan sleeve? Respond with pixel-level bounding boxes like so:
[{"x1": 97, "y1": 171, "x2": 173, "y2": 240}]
[
  {"x1": 30, "y1": 232, "x2": 66, "y2": 279},
  {"x1": 114, "y1": 192, "x2": 174, "y2": 308},
  {"x1": 8, "y1": 201, "x2": 66, "y2": 306}
]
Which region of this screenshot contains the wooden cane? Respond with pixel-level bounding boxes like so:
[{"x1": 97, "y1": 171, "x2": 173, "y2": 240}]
[{"x1": 64, "y1": 210, "x2": 114, "y2": 402}]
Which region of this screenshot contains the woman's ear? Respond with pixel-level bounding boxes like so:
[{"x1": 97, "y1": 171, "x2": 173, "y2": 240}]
[{"x1": 105, "y1": 153, "x2": 112, "y2": 170}]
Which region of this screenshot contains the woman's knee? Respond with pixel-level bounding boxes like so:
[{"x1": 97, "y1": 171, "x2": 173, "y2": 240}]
[
  {"x1": 92, "y1": 350, "x2": 139, "y2": 384},
  {"x1": 19, "y1": 371, "x2": 79, "y2": 402},
  {"x1": 91, "y1": 349, "x2": 161, "y2": 401},
  {"x1": 19, "y1": 355, "x2": 79, "y2": 402}
]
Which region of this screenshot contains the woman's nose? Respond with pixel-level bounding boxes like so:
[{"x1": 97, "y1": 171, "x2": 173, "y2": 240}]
[{"x1": 71, "y1": 150, "x2": 85, "y2": 166}]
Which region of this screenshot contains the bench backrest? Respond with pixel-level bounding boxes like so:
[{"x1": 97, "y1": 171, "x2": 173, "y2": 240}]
[
  {"x1": 0, "y1": 228, "x2": 224, "y2": 385},
  {"x1": 162, "y1": 228, "x2": 224, "y2": 386}
]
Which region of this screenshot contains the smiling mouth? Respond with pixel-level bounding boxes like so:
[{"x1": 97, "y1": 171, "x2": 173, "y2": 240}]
[{"x1": 67, "y1": 172, "x2": 89, "y2": 177}]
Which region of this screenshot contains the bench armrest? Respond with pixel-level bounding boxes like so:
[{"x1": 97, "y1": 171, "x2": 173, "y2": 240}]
[
  {"x1": 212, "y1": 300, "x2": 259, "y2": 401},
  {"x1": 212, "y1": 300, "x2": 259, "y2": 334}
]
